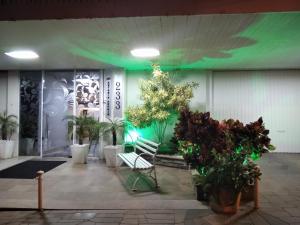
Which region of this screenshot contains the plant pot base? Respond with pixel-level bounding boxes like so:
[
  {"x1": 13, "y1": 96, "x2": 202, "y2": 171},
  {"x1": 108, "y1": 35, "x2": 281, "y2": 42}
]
[
  {"x1": 0, "y1": 140, "x2": 15, "y2": 159},
  {"x1": 195, "y1": 185, "x2": 209, "y2": 201},
  {"x1": 241, "y1": 185, "x2": 255, "y2": 202},
  {"x1": 103, "y1": 145, "x2": 123, "y2": 167},
  {"x1": 210, "y1": 201, "x2": 239, "y2": 214},
  {"x1": 70, "y1": 144, "x2": 89, "y2": 164},
  {"x1": 209, "y1": 192, "x2": 241, "y2": 214}
]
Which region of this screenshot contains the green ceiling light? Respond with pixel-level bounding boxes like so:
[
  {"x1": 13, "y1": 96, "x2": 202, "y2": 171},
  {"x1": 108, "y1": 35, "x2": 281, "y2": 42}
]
[
  {"x1": 131, "y1": 48, "x2": 160, "y2": 58},
  {"x1": 5, "y1": 50, "x2": 39, "y2": 59}
]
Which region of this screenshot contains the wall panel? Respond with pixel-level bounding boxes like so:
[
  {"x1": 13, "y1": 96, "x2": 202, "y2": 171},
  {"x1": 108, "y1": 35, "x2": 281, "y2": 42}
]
[
  {"x1": 0, "y1": 71, "x2": 7, "y2": 113},
  {"x1": 7, "y1": 71, "x2": 20, "y2": 156},
  {"x1": 212, "y1": 70, "x2": 300, "y2": 153}
]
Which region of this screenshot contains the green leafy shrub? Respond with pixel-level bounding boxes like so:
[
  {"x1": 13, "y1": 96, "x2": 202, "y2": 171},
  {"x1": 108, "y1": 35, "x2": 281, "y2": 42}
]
[
  {"x1": 126, "y1": 65, "x2": 198, "y2": 144},
  {"x1": 204, "y1": 150, "x2": 262, "y2": 196}
]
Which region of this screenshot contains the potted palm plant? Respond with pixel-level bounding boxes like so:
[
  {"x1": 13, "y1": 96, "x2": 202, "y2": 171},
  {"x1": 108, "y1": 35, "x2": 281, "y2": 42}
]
[
  {"x1": 101, "y1": 118, "x2": 124, "y2": 167},
  {"x1": 0, "y1": 112, "x2": 18, "y2": 159},
  {"x1": 65, "y1": 115, "x2": 98, "y2": 164}
]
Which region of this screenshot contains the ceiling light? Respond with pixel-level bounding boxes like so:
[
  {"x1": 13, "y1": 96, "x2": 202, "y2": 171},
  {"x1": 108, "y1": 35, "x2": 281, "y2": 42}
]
[
  {"x1": 5, "y1": 50, "x2": 39, "y2": 59},
  {"x1": 131, "y1": 48, "x2": 160, "y2": 58}
]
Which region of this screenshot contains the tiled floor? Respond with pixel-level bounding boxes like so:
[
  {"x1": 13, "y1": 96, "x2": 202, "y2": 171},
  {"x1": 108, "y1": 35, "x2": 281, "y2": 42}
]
[
  {"x1": 0, "y1": 157, "x2": 204, "y2": 209},
  {"x1": 0, "y1": 207, "x2": 298, "y2": 225},
  {"x1": 0, "y1": 153, "x2": 300, "y2": 225}
]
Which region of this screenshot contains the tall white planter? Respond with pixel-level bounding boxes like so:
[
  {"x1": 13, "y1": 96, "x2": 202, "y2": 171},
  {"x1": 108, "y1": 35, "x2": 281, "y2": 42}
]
[
  {"x1": 103, "y1": 145, "x2": 123, "y2": 167},
  {"x1": 70, "y1": 144, "x2": 89, "y2": 164},
  {"x1": 0, "y1": 140, "x2": 15, "y2": 159}
]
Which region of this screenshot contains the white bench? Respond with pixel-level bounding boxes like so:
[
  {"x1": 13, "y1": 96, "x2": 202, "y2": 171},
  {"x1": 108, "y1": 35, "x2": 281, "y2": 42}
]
[{"x1": 118, "y1": 137, "x2": 160, "y2": 191}]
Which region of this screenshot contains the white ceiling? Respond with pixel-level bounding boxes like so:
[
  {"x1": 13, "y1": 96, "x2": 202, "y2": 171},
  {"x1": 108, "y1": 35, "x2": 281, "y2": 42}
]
[{"x1": 0, "y1": 12, "x2": 300, "y2": 70}]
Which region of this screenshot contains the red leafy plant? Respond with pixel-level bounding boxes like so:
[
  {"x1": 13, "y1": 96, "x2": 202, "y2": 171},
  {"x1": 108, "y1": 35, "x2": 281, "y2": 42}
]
[
  {"x1": 175, "y1": 108, "x2": 275, "y2": 209},
  {"x1": 174, "y1": 108, "x2": 275, "y2": 170}
]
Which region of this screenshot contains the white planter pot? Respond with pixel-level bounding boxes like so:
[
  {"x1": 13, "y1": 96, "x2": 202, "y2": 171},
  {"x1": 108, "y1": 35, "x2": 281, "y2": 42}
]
[
  {"x1": 103, "y1": 145, "x2": 123, "y2": 167},
  {"x1": 0, "y1": 140, "x2": 15, "y2": 159},
  {"x1": 70, "y1": 144, "x2": 89, "y2": 164}
]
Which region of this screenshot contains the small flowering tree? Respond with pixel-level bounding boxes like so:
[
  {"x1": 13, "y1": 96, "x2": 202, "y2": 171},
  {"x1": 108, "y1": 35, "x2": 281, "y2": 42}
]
[{"x1": 126, "y1": 64, "x2": 198, "y2": 144}]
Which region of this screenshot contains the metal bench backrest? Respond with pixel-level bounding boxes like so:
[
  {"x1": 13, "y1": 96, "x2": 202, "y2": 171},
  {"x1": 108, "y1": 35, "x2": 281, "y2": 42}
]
[{"x1": 134, "y1": 137, "x2": 160, "y2": 157}]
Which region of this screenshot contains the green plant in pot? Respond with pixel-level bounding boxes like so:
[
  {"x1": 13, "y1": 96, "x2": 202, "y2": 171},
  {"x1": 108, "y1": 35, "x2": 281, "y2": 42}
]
[
  {"x1": 0, "y1": 111, "x2": 18, "y2": 159},
  {"x1": 221, "y1": 117, "x2": 275, "y2": 202},
  {"x1": 175, "y1": 108, "x2": 274, "y2": 209},
  {"x1": 101, "y1": 118, "x2": 125, "y2": 167},
  {"x1": 203, "y1": 151, "x2": 261, "y2": 214},
  {"x1": 65, "y1": 115, "x2": 99, "y2": 164}
]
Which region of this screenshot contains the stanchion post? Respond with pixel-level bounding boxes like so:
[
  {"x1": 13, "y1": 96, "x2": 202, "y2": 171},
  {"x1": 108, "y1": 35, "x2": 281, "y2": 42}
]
[
  {"x1": 36, "y1": 170, "x2": 44, "y2": 211},
  {"x1": 254, "y1": 177, "x2": 259, "y2": 209}
]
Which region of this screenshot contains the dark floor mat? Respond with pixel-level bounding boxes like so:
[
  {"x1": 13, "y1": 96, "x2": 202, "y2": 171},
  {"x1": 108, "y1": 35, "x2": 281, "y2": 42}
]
[{"x1": 0, "y1": 160, "x2": 66, "y2": 179}]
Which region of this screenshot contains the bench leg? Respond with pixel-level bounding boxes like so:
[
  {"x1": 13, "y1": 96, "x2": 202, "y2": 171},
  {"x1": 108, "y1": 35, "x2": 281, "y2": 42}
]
[
  {"x1": 148, "y1": 167, "x2": 159, "y2": 189},
  {"x1": 153, "y1": 166, "x2": 159, "y2": 189},
  {"x1": 132, "y1": 172, "x2": 141, "y2": 192}
]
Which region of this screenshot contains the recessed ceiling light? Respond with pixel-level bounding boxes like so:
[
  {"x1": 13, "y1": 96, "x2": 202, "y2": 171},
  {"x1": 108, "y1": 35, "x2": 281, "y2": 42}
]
[
  {"x1": 131, "y1": 48, "x2": 160, "y2": 58},
  {"x1": 5, "y1": 50, "x2": 39, "y2": 59}
]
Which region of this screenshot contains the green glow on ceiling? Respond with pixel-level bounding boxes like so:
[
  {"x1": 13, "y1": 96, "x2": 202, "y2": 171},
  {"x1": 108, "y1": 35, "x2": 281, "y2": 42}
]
[
  {"x1": 180, "y1": 13, "x2": 300, "y2": 70},
  {"x1": 69, "y1": 12, "x2": 300, "y2": 70},
  {"x1": 70, "y1": 47, "x2": 152, "y2": 70}
]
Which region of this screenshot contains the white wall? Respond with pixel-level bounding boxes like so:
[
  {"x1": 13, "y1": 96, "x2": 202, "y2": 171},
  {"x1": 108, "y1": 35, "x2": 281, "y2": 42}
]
[
  {"x1": 125, "y1": 69, "x2": 300, "y2": 153},
  {"x1": 100, "y1": 69, "x2": 125, "y2": 158},
  {"x1": 0, "y1": 71, "x2": 20, "y2": 156},
  {"x1": 7, "y1": 71, "x2": 20, "y2": 156},
  {"x1": 0, "y1": 71, "x2": 8, "y2": 113},
  {"x1": 211, "y1": 70, "x2": 300, "y2": 153},
  {"x1": 173, "y1": 70, "x2": 208, "y2": 112}
]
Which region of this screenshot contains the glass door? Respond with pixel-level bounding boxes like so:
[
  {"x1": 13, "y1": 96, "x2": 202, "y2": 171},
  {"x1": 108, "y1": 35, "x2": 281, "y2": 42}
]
[
  {"x1": 19, "y1": 69, "x2": 109, "y2": 158},
  {"x1": 19, "y1": 71, "x2": 42, "y2": 156},
  {"x1": 42, "y1": 71, "x2": 75, "y2": 157}
]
